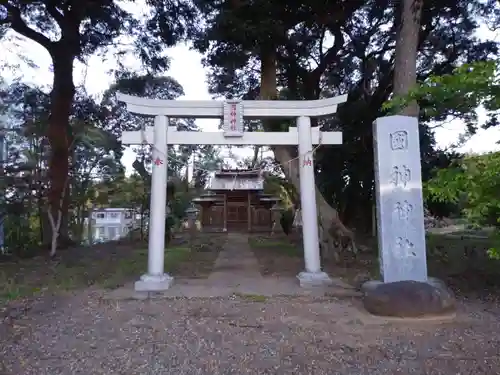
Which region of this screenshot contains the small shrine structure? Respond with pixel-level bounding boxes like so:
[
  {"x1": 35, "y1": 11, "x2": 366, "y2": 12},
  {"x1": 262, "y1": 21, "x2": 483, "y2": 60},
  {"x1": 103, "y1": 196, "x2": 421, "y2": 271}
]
[{"x1": 193, "y1": 169, "x2": 280, "y2": 232}]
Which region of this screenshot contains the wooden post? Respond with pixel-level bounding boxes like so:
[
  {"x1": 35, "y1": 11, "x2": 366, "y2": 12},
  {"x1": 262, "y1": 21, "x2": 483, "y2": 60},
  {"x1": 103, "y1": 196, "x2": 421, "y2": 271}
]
[
  {"x1": 189, "y1": 215, "x2": 197, "y2": 248},
  {"x1": 87, "y1": 204, "x2": 94, "y2": 245},
  {"x1": 372, "y1": 204, "x2": 376, "y2": 237},
  {"x1": 247, "y1": 192, "x2": 252, "y2": 232},
  {"x1": 200, "y1": 205, "x2": 204, "y2": 231},
  {"x1": 223, "y1": 193, "x2": 227, "y2": 232}
]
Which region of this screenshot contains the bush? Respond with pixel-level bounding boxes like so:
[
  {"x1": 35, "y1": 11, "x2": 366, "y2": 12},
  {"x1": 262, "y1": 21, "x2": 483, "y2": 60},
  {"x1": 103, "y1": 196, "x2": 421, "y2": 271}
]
[
  {"x1": 280, "y1": 209, "x2": 294, "y2": 235},
  {"x1": 426, "y1": 152, "x2": 500, "y2": 257}
]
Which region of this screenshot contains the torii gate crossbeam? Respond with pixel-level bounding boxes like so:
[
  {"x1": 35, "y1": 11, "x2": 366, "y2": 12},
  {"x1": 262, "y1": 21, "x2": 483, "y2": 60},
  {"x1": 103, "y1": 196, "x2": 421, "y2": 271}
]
[{"x1": 122, "y1": 126, "x2": 342, "y2": 146}]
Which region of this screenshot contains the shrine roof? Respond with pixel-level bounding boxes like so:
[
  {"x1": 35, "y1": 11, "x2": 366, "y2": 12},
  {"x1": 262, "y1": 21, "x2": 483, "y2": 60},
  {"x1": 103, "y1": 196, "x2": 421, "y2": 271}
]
[
  {"x1": 192, "y1": 190, "x2": 281, "y2": 203},
  {"x1": 213, "y1": 168, "x2": 260, "y2": 178},
  {"x1": 208, "y1": 169, "x2": 263, "y2": 191},
  {"x1": 192, "y1": 196, "x2": 224, "y2": 202}
]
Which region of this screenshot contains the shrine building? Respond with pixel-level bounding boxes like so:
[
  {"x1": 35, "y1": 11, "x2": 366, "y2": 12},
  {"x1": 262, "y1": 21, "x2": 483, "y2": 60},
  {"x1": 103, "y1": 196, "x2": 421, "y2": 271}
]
[{"x1": 192, "y1": 169, "x2": 281, "y2": 232}]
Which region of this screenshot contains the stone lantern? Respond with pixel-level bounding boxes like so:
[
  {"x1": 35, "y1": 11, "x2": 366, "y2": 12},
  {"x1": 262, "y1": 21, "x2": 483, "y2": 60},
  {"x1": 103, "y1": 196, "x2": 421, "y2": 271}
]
[
  {"x1": 185, "y1": 205, "x2": 200, "y2": 222},
  {"x1": 185, "y1": 205, "x2": 200, "y2": 247}
]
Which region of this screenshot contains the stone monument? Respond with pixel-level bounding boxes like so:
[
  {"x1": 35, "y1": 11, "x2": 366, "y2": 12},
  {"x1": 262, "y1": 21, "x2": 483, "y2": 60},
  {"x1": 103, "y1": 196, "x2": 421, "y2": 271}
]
[
  {"x1": 362, "y1": 115, "x2": 455, "y2": 318},
  {"x1": 374, "y1": 115, "x2": 427, "y2": 283}
]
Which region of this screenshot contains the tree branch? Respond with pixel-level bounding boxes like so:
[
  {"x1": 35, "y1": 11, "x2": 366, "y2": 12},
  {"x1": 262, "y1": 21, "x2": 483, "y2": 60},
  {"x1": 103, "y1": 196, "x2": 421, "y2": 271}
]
[
  {"x1": 43, "y1": 2, "x2": 65, "y2": 28},
  {"x1": 312, "y1": 28, "x2": 344, "y2": 80},
  {"x1": 2, "y1": 3, "x2": 52, "y2": 49},
  {"x1": 251, "y1": 146, "x2": 260, "y2": 168}
]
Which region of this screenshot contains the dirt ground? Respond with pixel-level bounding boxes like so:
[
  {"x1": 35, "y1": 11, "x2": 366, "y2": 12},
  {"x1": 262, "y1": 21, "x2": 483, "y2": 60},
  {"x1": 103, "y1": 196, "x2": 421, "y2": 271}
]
[
  {"x1": 0, "y1": 292, "x2": 499, "y2": 374},
  {"x1": 1, "y1": 231, "x2": 500, "y2": 374}
]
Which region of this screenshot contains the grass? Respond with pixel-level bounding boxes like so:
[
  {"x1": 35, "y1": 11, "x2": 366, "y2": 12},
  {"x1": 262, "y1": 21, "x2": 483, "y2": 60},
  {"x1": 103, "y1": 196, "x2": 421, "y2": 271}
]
[
  {"x1": 248, "y1": 236, "x2": 301, "y2": 257},
  {"x1": 426, "y1": 233, "x2": 500, "y2": 276},
  {"x1": 248, "y1": 235, "x2": 304, "y2": 277},
  {"x1": 0, "y1": 245, "x2": 192, "y2": 302},
  {"x1": 248, "y1": 231, "x2": 500, "y2": 293},
  {"x1": 100, "y1": 246, "x2": 191, "y2": 289},
  {"x1": 335, "y1": 232, "x2": 500, "y2": 287}
]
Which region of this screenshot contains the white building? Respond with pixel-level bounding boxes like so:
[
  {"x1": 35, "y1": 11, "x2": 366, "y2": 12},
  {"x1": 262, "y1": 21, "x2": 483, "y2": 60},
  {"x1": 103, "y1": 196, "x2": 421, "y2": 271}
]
[{"x1": 89, "y1": 208, "x2": 139, "y2": 243}]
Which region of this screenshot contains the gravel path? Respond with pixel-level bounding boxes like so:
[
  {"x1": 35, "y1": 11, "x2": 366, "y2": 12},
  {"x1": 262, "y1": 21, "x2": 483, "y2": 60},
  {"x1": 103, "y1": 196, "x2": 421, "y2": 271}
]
[{"x1": 1, "y1": 292, "x2": 499, "y2": 375}]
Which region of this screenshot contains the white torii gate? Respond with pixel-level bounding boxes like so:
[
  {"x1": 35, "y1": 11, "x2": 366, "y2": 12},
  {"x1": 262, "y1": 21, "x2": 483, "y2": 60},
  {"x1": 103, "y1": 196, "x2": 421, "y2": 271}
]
[{"x1": 117, "y1": 92, "x2": 347, "y2": 291}]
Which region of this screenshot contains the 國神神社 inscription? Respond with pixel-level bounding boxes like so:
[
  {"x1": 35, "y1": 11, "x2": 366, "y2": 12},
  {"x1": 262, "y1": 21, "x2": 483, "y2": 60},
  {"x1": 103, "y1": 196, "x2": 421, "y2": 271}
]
[
  {"x1": 223, "y1": 101, "x2": 244, "y2": 137},
  {"x1": 390, "y1": 130, "x2": 408, "y2": 150},
  {"x1": 390, "y1": 165, "x2": 411, "y2": 187},
  {"x1": 394, "y1": 200, "x2": 413, "y2": 221},
  {"x1": 373, "y1": 116, "x2": 428, "y2": 283}
]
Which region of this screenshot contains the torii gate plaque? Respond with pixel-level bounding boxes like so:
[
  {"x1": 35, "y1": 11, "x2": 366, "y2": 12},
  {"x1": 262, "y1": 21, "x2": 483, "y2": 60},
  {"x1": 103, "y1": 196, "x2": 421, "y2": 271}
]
[{"x1": 118, "y1": 93, "x2": 347, "y2": 291}]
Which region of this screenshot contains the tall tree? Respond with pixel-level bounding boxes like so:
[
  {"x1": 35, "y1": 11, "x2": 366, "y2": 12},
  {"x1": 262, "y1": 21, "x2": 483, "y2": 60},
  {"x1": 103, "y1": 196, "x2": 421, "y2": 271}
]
[
  {"x1": 0, "y1": 0, "x2": 195, "y2": 245},
  {"x1": 2, "y1": 81, "x2": 125, "y2": 254},
  {"x1": 393, "y1": 0, "x2": 423, "y2": 116},
  {"x1": 192, "y1": 0, "x2": 364, "y2": 256},
  {"x1": 102, "y1": 72, "x2": 199, "y2": 182},
  {"x1": 191, "y1": 0, "x2": 499, "y2": 257}
]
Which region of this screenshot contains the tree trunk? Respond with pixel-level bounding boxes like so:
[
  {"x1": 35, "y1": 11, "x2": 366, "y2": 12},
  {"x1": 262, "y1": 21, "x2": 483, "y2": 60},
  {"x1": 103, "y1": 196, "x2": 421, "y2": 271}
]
[
  {"x1": 393, "y1": 0, "x2": 424, "y2": 116},
  {"x1": 72, "y1": 204, "x2": 86, "y2": 244},
  {"x1": 44, "y1": 48, "x2": 76, "y2": 251},
  {"x1": 259, "y1": 47, "x2": 355, "y2": 260}
]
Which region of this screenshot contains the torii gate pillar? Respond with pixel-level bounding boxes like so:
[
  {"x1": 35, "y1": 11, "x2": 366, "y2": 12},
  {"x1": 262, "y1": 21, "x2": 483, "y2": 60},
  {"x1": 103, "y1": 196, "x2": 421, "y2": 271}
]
[
  {"x1": 118, "y1": 93, "x2": 347, "y2": 291},
  {"x1": 295, "y1": 116, "x2": 330, "y2": 286},
  {"x1": 136, "y1": 115, "x2": 173, "y2": 291}
]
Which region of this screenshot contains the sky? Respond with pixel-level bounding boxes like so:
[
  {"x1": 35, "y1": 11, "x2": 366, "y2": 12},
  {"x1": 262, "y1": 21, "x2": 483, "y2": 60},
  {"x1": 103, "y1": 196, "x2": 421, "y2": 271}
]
[{"x1": 1, "y1": 25, "x2": 499, "y2": 176}]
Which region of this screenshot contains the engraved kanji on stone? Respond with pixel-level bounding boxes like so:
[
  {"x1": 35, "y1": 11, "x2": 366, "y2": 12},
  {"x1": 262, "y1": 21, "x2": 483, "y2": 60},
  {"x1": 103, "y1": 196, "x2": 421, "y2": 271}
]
[
  {"x1": 390, "y1": 130, "x2": 408, "y2": 150},
  {"x1": 390, "y1": 165, "x2": 411, "y2": 187},
  {"x1": 394, "y1": 200, "x2": 413, "y2": 221},
  {"x1": 395, "y1": 237, "x2": 416, "y2": 258}
]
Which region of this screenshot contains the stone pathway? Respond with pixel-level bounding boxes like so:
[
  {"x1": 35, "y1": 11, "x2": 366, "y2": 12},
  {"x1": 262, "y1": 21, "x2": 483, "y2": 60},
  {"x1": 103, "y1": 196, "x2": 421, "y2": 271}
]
[
  {"x1": 105, "y1": 233, "x2": 357, "y2": 300},
  {"x1": 207, "y1": 232, "x2": 263, "y2": 284}
]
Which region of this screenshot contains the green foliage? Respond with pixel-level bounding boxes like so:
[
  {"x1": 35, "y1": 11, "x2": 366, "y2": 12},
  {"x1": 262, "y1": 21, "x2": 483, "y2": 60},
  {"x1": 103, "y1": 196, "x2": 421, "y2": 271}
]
[
  {"x1": 0, "y1": 246, "x2": 192, "y2": 300},
  {"x1": 0, "y1": 81, "x2": 124, "y2": 253},
  {"x1": 3, "y1": 213, "x2": 41, "y2": 258},
  {"x1": 424, "y1": 150, "x2": 464, "y2": 218},
  {"x1": 279, "y1": 209, "x2": 294, "y2": 236},
  {"x1": 0, "y1": 1, "x2": 195, "y2": 73},
  {"x1": 0, "y1": 1, "x2": 198, "y2": 243},
  {"x1": 426, "y1": 152, "x2": 500, "y2": 226},
  {"x1": 384, "y1": 60, "x2": 500, "y2": 129},
  {"x1": 263, "y1": 175, "x2": 297, "y2": 209},
  {"x1": 248, "y1": 236, "x2": 301, "y2": 257},
  {"x1": 426, "y1": 152, "x2": 500, "y2": 257},
  {"x1": 192, "y1": 0, "x2": 499, "y2": 231},
  {"x1": 0, "y1": 67, "x2": 225, "y2": 253}
]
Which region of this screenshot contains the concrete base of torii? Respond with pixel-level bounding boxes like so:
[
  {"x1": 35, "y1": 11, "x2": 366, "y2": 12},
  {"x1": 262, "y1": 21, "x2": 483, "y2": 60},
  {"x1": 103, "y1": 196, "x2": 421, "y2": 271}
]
[
  {"x1": 297, "y1": 271, "x2": 332, "y2": 287},
  {"x1": 135, "y1": 274, "x2": 174, "y2": 292}
]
